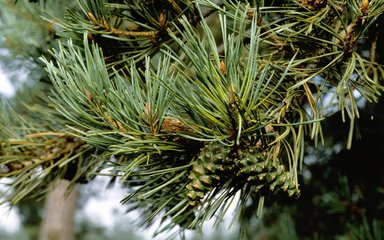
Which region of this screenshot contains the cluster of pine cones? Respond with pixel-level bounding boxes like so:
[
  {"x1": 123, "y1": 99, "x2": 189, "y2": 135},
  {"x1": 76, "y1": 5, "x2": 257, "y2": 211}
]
[{"x1": 186, "y1": 142, "x2": 300, "y2": 207}]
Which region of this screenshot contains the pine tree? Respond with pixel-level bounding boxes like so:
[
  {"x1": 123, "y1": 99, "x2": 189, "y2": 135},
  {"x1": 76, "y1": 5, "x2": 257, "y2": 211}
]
[{"x1": 1, "y1": 0, "x2": 384, "y2": 238}]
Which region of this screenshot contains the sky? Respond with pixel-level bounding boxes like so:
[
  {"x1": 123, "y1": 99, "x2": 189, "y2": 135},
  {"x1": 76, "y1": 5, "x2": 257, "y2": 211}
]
[
  {"x1": 0, "y1": 179, "x2": 21, "y2": 232},
  {"x1": 0, "y1": 68, "x2": 15, "y2": 97}
]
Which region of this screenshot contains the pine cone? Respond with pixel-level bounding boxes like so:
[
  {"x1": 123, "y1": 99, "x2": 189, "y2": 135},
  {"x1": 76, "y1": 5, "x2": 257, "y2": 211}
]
[
  {"x1": 237, "y1": 148, "x2": 300, "y2": 197},
  {"x1": 186, "y1": 142, "x2": 229, "y2": 206}
]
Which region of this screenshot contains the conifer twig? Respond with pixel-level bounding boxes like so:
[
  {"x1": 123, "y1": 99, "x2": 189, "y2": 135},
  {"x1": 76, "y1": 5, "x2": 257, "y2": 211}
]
[{"x1": 86, "y1": 12, "x2": 158, "y2": 38}]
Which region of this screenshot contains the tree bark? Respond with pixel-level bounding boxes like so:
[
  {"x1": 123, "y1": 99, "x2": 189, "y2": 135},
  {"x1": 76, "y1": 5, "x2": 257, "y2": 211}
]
[{"x1": 39, "y1": 180, "x2": 79, "y2": 240}]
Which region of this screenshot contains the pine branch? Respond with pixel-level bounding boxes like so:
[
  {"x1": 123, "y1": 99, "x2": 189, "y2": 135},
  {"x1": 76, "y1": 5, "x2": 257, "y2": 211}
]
[
  {"x1": 0, "y1": 99, "x2": 103, "y2": 204},
  {"x1": 1, "y1": 0, "x2": 384, "y2": 237}
]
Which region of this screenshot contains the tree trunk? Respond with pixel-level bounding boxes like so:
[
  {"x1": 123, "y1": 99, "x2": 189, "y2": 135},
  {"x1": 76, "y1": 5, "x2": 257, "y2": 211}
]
[{"x1": 39, "y1": 180, "x2": 79, "y2": 240}]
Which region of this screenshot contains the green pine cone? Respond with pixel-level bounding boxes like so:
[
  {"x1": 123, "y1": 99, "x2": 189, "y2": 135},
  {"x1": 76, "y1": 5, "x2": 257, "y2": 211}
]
[
  {"x1": 186, "y1": 143, "x2": 300, "y2": 207},
  {"x1": 186, "y1": 142, "x2": 229, "y2": 206},
  {"x1": 235, "y1": 147, "x2": 300, "y2": 197}
]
